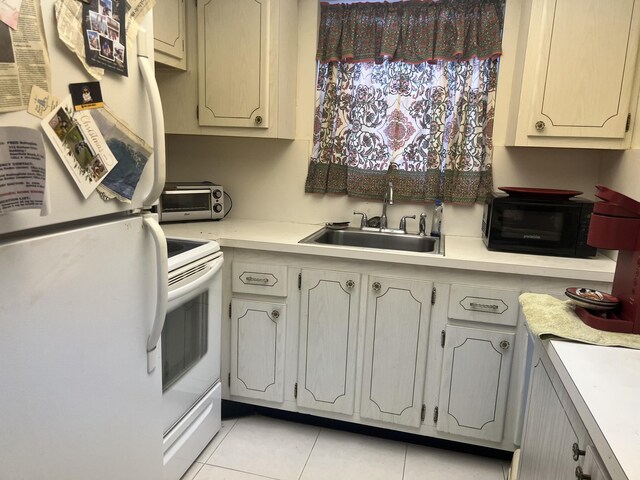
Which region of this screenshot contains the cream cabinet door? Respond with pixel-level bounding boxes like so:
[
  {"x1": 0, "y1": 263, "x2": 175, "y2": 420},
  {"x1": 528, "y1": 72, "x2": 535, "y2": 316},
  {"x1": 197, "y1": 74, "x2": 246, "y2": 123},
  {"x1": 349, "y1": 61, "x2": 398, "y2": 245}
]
[
  {"x1": 197, "y1": 0, "x2": 269, "y2": 128},
  {"x1": 513, "y1": 0, "x2": 640, "y2": 146},
  {"x1": 518, "y1": 355, "x2": 585, "y2": 480},
  {"x1": 437, "y1": 325, "x2": 514, "y2": 442},
  {"x1": 153, "y1": 0, "x2": 186, "y2": 70},
  {"x1": 360, "y1": 276, "x2": 433, "y2": 427},
  {"x1": 230, "y1": 299, "x2": 285, "y2": 403},
  {"x1": 297, "y1": 269, "x2": 360, "y2": 415}
]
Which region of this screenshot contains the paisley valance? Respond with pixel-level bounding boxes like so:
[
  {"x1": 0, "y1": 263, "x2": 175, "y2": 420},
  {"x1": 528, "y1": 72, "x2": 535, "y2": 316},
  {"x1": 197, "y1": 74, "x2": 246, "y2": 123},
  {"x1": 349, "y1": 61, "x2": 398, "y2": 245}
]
[{"x1": 317, "y1": 0, "x2": 504, "y2": 64}]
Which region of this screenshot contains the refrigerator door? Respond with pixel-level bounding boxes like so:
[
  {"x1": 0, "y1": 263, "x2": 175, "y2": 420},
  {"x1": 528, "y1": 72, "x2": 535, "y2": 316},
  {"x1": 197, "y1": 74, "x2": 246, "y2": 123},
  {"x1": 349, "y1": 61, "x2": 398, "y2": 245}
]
[
  {"x1": 0, "y1": 9, "x2": 160, "y2": 236},
  {"x1": 0, "y1": 216, "x2": 164, "y2": 479}
]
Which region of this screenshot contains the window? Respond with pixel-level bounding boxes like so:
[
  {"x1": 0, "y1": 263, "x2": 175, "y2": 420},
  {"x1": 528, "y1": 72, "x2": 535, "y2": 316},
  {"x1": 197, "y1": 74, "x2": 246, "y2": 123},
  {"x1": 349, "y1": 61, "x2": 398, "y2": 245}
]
[{"x1": 305, "y1": 0, "x2": 504, "y2": 204}]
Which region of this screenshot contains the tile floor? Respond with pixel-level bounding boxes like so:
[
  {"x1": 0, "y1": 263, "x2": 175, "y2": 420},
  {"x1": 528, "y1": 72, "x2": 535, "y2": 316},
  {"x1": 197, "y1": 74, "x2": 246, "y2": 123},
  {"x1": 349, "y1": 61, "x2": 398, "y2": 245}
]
[{"x1": 181, "y1": 415, "x2": 511, "y2": 480}]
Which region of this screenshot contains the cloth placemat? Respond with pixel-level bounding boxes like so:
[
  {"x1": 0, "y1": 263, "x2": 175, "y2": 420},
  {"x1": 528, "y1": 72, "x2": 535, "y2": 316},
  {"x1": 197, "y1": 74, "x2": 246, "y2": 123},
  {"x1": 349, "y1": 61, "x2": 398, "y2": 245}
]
[{"x1": 519, "y1": 292, "x2": 640, "y2": 349}]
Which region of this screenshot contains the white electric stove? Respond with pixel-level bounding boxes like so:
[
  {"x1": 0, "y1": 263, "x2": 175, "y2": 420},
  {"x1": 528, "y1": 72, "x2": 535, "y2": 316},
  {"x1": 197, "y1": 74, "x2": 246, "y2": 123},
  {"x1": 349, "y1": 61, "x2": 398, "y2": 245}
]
[{"x1": 163, "y1": 237, "x2": 223, "y2": 480}]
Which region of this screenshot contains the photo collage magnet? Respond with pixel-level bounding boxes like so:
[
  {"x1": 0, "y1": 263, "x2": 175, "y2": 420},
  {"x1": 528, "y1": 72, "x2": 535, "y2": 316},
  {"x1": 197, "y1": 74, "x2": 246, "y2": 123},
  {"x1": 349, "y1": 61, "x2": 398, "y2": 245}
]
[{"x1": 82, "y1": 0, "x2": 127, "y2": 76}]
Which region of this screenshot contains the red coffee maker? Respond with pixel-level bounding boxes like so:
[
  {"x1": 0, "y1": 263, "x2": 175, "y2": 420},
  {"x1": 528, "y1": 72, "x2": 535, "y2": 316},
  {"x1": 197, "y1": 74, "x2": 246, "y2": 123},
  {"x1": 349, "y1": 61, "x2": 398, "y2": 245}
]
[{"x1": 576, "y1": 185, "x2": 640, "y2": 333}]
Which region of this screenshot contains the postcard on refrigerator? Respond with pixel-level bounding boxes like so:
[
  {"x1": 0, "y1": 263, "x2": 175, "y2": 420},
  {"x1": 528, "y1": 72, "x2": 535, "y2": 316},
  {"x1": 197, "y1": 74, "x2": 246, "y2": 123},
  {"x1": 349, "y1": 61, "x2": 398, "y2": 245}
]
[
  {"x1": 0, "y1": 126, "x2": 46, "y2": 214},
  {"x1": 90, "y1": 105, "x2": 152, "y2": 203},
  {"x1": 41, "y1": 96, "x2": 117, "y2": 199}
]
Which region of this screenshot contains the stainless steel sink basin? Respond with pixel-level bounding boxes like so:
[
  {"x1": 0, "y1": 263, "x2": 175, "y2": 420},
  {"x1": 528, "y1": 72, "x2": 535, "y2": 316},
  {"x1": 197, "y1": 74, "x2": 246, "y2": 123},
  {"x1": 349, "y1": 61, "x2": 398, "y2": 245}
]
[{"x1": 299, "y1": 227, "x2": 441, "y2": 254}]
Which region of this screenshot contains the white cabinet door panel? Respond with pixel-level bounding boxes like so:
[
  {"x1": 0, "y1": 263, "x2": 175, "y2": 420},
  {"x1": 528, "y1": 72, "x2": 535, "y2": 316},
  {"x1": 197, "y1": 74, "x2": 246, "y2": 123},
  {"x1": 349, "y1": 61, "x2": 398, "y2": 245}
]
[
  {"x1": 297, "y1": 269, "x2": 359, "y2": 415},
  {"x1": 437, "y1": 325, "x2": 514, "y2": 442},
  {"x1": 518, "y1": 357, "x2": 584, "y2": 479},
  {"x1": 230, "y1": 299, "x2": 285, "y2": 403},
  {"x1": 360, "y1": 277, "x2": 432, "y2": 427}
]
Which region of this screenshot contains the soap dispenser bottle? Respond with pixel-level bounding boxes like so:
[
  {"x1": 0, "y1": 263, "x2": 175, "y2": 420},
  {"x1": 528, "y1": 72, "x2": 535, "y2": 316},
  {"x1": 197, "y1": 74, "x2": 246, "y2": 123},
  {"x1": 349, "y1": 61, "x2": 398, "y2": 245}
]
[{"x1": 430, "y1": 200, "x2": 443, "y2": 237}]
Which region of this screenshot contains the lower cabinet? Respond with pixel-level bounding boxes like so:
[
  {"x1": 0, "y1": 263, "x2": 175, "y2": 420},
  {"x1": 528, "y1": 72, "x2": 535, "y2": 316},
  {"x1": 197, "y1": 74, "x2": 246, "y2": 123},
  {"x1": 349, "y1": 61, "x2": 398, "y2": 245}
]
[
  {"x1": 230, "y1": 300, "x2": 286, "y2": 403},
  {"x1": 583, "y1": 445, "x2": 612, "y2": 480},
  {"x1": 297, "y1": 269, "x2": 360, "y2": 415},
  {"x1": 360, "y1": 276, "x2": 433, "y2": 427},
  {"x1": 517, "y1": 343, "x2": 611, "y2": 480},
  {"x1": 436, "y1": 325, "x2": 515, "y2": 442},
  {"x1": 223, "y1": 257, "x2": 541, "y2": 451}
]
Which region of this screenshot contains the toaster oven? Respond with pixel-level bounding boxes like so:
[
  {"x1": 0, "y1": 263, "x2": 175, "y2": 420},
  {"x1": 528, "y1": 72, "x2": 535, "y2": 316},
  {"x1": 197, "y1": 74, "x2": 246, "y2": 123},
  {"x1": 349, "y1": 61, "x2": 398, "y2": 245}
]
[{"x1": 159, "y1": 182, "x2": 224, "y2": 222}]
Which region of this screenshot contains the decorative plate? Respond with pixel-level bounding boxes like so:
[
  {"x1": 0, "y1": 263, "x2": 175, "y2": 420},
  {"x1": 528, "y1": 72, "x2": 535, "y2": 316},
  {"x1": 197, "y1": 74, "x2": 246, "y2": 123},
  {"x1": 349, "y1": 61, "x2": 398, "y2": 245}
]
[
  {"x1": 565, "y1": 287, "x2": 619, "y2": 311},
  {"x1": 498, "y1": 187, "x2": 583, "y2": 199}
]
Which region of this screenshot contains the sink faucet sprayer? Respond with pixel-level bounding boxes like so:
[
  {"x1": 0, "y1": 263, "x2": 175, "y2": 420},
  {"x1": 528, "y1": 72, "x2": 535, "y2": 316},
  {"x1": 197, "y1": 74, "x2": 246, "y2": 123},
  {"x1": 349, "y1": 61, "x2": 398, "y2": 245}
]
[{"x1": 380, "y1": 181, "x2": 394, "y2": 229}]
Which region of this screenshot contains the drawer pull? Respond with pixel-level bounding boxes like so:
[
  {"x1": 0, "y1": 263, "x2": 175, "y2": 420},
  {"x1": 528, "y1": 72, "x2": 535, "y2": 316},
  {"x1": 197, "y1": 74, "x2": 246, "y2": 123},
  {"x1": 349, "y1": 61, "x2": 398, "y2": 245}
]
[
  {"x1": 271, "y1": 310, "x2": 280, "y2": 319},
  {"x1": 469, "y1": 302, "x2": 500, "y2": 311},
  {"x1": 245, "y1": 276, "x2": 270, "y2": 284},
  {"x1": 572, "y1": 443, "x2": 586, "y2": 461},
  {"x1": 535, "y1": 120, "x2": 546, "y2": 131},
  {"x1": 345, "y1": 279, "x2": 356, "y2": 290},
  {"x1": 372, "y1": 281, "x2": 381, "y2": 292},
  {"x1": 575, "y1": 466, "x2": 591, "y2": 480},
  {"x1": 499, "y1": 340, "x2": 510, "y2": 350}
]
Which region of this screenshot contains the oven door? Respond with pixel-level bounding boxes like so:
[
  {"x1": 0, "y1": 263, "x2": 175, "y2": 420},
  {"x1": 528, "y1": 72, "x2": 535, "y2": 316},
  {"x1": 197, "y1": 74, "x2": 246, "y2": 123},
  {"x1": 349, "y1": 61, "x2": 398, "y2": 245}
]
[
  {"x1": 487, "y1": 200, "x2": 581, "y2": 256},
  {"x1": 162, "y1": 252, "x2": 223, "y2": 435}
]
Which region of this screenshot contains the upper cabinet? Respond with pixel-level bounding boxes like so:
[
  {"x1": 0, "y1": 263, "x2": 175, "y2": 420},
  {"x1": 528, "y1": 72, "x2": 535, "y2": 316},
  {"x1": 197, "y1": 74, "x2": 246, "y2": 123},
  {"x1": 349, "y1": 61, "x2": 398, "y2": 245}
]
[
  {"x1": 156, "y1": 0, "x2": 298, "y2": 139},
  {"x1": 198, "y1": 0, "x2": 269, "y2": 129},
  {"x1": 153, "y1": 0, "x2": 187, "y2": 70},
  {"x1": 507, "y1": 0, "x2": 640, "y2": 149}
]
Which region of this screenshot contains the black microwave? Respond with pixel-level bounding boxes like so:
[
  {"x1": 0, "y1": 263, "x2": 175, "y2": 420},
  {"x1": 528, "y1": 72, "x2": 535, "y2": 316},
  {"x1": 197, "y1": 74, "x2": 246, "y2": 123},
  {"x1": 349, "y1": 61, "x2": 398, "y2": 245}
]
[{"x1": 482, "y1": 194, "x2": 597, "y2": 258}]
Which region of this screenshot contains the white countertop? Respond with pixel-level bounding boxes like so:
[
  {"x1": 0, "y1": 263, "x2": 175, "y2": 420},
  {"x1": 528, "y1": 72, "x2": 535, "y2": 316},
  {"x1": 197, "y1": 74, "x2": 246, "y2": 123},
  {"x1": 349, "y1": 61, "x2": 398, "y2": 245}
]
[
  {"x1": 546, "y1": 340, "x2": 640, "y2": 479},
  {"x1": 161, "y1": 219, "x2": 616, "y2": 282}
]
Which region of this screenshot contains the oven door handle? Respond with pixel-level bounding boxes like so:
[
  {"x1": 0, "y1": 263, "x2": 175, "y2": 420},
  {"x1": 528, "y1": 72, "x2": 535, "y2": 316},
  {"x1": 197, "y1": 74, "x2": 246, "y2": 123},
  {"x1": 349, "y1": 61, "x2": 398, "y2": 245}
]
[
  {"x1": 143, "y1": 214, "x2": 168, "y2": 374},
  {"x1": 167, "y1": 255, "x2": 224, "y2": 303}
]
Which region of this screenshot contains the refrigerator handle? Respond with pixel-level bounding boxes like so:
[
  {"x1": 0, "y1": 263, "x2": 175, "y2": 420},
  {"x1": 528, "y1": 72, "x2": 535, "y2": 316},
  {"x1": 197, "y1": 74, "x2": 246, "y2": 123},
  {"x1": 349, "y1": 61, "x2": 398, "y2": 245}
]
[
  {"x1": 137, "y1": 28, "x2": 166, "y2": 210},
  {"x1": 143, "y1": 214, "x2": 168, "y2": 374}
]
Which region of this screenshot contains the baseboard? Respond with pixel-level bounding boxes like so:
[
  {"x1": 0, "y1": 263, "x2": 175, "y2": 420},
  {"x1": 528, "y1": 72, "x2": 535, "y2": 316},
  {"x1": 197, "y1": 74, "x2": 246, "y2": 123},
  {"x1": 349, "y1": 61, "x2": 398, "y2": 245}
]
[{"x1": 221, "y1": 400, "x2": 512, "y2": 461}]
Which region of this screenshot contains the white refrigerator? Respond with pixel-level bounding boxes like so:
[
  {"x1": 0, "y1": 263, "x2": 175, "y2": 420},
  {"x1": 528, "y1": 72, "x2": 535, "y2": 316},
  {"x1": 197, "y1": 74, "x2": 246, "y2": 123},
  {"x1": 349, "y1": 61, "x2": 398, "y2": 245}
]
[{"x1": 0, "y1": 5, "x2": 167, "y2": 480}]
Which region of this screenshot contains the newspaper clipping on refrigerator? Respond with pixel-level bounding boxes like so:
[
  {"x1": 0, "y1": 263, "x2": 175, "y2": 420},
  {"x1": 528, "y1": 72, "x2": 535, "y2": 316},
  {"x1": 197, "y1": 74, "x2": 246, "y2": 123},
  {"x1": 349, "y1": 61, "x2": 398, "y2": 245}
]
[{"x1": 0, "y1": 0, "x2": 51, "y2": 113}]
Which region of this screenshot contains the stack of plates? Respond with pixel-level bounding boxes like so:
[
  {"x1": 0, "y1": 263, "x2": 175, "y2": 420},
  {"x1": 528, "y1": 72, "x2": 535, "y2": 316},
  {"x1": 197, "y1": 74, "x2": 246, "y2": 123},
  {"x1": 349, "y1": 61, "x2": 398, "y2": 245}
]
[{"x1": 565, "y1": 287, "x2": 619, "y2": 311}]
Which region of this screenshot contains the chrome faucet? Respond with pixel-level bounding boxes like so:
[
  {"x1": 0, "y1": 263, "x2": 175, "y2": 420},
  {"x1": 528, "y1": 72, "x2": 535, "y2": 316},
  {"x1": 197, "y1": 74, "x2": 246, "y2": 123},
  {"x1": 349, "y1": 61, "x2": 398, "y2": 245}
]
[
  {"x1": 419, "y1": 213, "x2": 427, "y2": 236},
  {"x1": 380, "y1": 181, "x2": 394, "y2": 229}
]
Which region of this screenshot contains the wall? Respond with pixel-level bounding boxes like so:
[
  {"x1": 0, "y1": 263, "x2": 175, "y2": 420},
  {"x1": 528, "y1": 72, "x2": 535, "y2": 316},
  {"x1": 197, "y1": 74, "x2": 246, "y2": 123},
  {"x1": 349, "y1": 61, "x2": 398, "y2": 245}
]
[{"x1": 166, "y1": 0, "x2": 604, "y2": 237}]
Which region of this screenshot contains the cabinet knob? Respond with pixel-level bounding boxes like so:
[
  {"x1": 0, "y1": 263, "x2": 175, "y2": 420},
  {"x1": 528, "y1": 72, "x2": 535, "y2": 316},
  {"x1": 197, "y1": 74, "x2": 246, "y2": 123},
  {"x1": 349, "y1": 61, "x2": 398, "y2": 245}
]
[
  {"x1": 535, "y1": 120, "x2": 546, "y2": 131},
  {"x1": 372, "y1": 281, "x2": 381, "y2": 291},
  {"x1": 572, "y1": 443, "x2": 586, "y2": 461},
  {"x1": 271, "y1": 310, "x2": 280, "y2": 319},
  {"x1": 254, "y1": 115, "x2": 263, "y2": 125},
  {"x1": 575, "y1": 466, "x2": 591, "y2": 480},
  {"x1": 345, "y1": 279, "x2": 356, "y2": 290},
  {"x1": 499, "y1": 340, "x2": 510, "y2": 350}
]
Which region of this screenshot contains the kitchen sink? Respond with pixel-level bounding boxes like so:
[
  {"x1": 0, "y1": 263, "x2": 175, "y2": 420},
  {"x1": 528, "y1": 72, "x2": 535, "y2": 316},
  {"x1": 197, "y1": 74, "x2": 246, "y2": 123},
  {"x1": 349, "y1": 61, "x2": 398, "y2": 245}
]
[{"x1": 299, "y1": 227, "x2": 442, "y2": 254}]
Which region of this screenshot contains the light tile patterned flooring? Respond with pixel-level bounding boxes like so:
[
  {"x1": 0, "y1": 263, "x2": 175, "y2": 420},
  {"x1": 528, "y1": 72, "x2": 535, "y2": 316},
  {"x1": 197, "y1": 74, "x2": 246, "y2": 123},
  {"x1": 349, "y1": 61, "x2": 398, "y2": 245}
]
[{"x1": 182, "y1": 415, "x2": 511, "y2": 480}]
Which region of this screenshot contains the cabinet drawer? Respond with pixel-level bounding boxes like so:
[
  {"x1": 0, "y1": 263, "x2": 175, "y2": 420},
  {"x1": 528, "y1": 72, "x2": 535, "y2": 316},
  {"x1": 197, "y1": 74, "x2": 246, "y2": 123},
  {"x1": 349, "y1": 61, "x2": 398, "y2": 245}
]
[
  {"x1": 232, "y1": 262, "x2": 288, "y2": 297},
  {"x1": 448, "y1": 284, "x2": 520, "y2": 326}
]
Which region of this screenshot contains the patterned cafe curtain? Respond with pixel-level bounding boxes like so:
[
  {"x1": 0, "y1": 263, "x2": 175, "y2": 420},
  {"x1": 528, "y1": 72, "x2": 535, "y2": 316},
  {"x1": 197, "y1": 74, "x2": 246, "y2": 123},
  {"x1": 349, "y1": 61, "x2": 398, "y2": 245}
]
[{"x1": 305, "y1": 0, "x2": 503, "y2": 204}]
